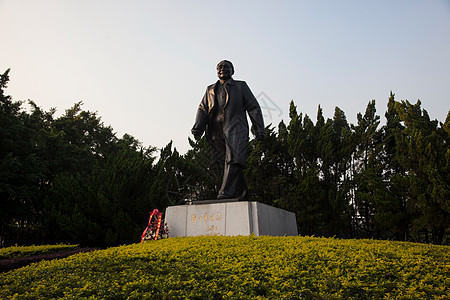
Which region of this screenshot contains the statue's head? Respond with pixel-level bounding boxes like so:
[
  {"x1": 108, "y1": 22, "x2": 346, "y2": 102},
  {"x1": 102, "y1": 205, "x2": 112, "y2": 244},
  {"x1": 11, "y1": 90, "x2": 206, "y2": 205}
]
[{"x1": 217, "y1": 60, "x2": 234, "y2": 80}]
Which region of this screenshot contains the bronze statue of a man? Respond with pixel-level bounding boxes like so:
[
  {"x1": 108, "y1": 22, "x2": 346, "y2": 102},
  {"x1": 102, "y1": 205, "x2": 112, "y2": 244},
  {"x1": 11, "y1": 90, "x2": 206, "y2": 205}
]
[{"x1": 192, "y1": 60, "x2": 265, "y2": 200}]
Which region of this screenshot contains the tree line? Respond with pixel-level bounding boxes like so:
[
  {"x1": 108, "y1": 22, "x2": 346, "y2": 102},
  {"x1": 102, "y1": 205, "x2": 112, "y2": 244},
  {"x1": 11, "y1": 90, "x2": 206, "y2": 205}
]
[{"x1": 1, "y1": 69, "x2": 449, "y2": 246}]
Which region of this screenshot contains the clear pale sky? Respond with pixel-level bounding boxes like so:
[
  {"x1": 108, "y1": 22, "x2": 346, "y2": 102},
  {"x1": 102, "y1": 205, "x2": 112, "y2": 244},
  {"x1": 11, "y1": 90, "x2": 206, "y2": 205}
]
[{"x1": 1, "y1": 0, "x2": 449, "y2": 154}]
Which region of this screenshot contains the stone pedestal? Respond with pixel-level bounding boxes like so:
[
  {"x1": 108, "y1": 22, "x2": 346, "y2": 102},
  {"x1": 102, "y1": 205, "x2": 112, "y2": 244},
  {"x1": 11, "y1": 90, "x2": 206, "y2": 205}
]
[{"x1": 165, "y1": 201, "x2": 298, "y2": 237}]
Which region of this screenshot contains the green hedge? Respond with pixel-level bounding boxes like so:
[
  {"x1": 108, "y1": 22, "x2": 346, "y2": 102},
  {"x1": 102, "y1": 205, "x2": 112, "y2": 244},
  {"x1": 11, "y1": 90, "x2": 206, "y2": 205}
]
[
  {"x1": 0, "y1": 244, "x2": 78, "y2": 260},
  {"x1": 1, "y1": 236, "x2": 448, "y2": 299}
]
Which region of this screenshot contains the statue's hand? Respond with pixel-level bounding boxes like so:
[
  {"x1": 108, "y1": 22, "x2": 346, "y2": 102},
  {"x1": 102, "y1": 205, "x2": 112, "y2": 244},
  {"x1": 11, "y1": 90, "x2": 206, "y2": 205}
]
[{"x1": 191, "y1": 128, "x2": 204, "y2": 139}]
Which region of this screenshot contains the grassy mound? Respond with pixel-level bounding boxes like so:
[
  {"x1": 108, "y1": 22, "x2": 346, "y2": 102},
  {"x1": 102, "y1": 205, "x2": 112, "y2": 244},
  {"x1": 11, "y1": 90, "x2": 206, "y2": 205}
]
[{"x1": 1, "y1": 236, "x2": 448, "y2": 299}]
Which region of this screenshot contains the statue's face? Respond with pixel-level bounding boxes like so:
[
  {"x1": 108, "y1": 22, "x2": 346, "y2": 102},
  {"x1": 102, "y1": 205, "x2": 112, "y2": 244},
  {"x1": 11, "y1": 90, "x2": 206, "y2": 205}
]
[{"x1": 217, "y1": 62, "x2": 233, "y2": 80}]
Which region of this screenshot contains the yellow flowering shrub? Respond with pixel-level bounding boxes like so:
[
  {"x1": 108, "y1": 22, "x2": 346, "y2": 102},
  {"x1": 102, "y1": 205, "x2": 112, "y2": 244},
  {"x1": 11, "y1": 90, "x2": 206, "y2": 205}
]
[
  {"x1": 0, "y1": 236, "x2": 448, "y2": 299},
  {"x1": 0, "y1": 244, "x2": 78, "y2": 260}
]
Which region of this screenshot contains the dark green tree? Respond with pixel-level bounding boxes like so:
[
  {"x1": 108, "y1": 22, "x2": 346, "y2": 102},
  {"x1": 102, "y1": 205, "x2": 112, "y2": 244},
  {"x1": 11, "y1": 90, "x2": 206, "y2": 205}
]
[
  {"x1": 394, "y1": 99, "x2": 449, "y2": 244},
  {"x1": 351, "y1": 100, "x2": 384, "y2": 238},
  {"x1": 379, "y1": 92, "x2": 411, "y2": 241},
  {"x1": 182, "y1": 137, "x2": 222, "y2": 201},
  {"x1": 246, "y1": 124, "x2": 294, "y2": 207},
  {"x1": 0, "y1": 69, "x2": 46, "y2": 245}
]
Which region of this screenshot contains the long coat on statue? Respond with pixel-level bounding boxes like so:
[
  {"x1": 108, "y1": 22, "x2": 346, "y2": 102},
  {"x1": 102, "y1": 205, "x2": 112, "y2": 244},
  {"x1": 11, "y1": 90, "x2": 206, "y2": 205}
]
[{"x1": 192, "y1": 79, "x2": 265, "y2": 166}]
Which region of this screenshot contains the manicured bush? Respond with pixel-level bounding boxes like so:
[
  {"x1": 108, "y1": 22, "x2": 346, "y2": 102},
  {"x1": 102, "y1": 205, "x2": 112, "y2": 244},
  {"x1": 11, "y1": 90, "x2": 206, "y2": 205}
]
[
  {"x1": 1, "y1": 236, "x2": 448, "y2": 299},
  {"x1": 0, "y1": 244, "x2": 78, "y2": 260}
]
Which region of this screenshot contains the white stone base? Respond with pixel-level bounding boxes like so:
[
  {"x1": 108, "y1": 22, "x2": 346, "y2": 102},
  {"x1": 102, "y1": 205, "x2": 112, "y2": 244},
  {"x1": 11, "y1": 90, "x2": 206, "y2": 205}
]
[{"x1": 165, "y1": 201, "x2": 298, "y2": 237}]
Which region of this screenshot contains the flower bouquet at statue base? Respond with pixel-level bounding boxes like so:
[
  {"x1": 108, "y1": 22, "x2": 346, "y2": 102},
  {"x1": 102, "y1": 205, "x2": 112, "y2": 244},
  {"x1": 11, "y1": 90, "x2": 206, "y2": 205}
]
[{"x1": 140, "y1": 209, "x2": 169, "y2": 242}]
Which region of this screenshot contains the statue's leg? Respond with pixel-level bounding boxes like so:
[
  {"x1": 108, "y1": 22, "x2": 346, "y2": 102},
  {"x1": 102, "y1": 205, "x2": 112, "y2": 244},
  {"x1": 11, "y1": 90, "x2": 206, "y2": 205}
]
[
  {"x1": 209, "y1": 138, "x2": 226, "y2": 193},
  {"x1": 236, "y1": 169, "x2": 249, "y2": 201},
  {"x1": 209, "y1": 138, "x2": 226, "y2": 164},
  {"x1": 217, "y1": 163, "x2": 247, "y2": 200}
]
